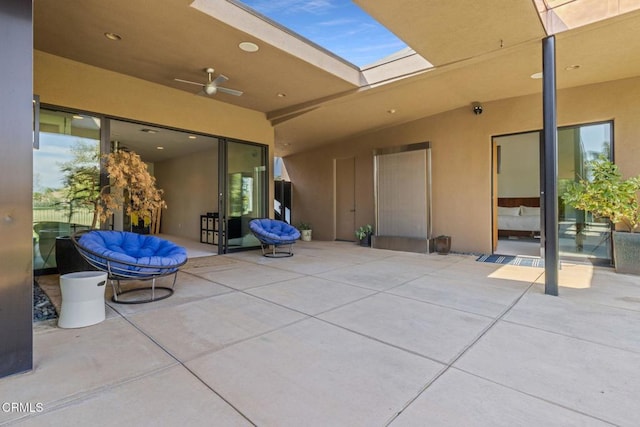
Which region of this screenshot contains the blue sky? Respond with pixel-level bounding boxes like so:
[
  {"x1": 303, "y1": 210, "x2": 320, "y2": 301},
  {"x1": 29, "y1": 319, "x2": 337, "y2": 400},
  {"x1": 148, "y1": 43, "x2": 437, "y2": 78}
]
[{"x1": 239, "y1": 0, "x2": 407, "y2": 67}]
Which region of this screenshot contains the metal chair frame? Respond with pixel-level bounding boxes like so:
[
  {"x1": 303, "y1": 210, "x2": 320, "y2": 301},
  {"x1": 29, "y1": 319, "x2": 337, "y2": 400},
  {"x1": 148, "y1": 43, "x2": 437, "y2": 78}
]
[
  {"x1": 249, "y1": 219, "x2": 299, "y2": 258},
  {"x1": 258, "y1": 241, "x2": 296, "y2": 258},
  {"x1": 71, "y1": 230, "x2": 187, "y2": 304}
]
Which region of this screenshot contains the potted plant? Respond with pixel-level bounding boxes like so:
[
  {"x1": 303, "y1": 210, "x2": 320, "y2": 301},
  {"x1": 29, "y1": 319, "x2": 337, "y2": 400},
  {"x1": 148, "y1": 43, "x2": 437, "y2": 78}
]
[
  {"x1": 355, "y1": 224, "x2": 373, "y2": 247},
  {"x1": 56, "y1": 149, "x2": 167, "y2": 273},
  {"x1": 562, "y1": 156, "x2": 640, "y2": 274},
  {"x1": 97, "y1": 150, "x2": 167, "y2": 231},
  {"x1": 298, "y1": 222, "x2": 312, "y2": 241}
]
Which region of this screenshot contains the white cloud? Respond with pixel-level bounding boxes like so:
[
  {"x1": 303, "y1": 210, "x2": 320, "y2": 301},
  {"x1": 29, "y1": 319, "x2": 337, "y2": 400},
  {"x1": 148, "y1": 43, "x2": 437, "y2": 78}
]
[
  {"x1": 299, "y1": 0, "x2": 334, "y2": 14},
  {"x1": 317, "y1": 18, "x2": 356, "y2": 26}
]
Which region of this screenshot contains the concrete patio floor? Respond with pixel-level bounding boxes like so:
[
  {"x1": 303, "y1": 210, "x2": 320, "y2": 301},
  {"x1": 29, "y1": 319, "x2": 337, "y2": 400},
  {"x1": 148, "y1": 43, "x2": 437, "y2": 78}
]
[{"x1": 3, "y1": 241, "x2": 640, "y2": 426}]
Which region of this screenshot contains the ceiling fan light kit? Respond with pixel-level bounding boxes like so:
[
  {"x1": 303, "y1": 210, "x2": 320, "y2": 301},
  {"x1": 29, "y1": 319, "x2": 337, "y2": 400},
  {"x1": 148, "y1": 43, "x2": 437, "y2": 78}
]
[{"x1": 174, "y1": 67, "x2": 243, "y2": 97}]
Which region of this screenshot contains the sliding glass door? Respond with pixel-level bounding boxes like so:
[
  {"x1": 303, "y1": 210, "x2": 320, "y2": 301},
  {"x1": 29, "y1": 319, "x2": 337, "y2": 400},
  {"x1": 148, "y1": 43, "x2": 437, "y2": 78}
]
[
  {"x1": 34, "y1": 107, "x2": 269, "y2": 264},
  {"x1": 493, "y1": 121, "x2": 613, "y2": 264},
  {"x1": 33, "y1": 109, "x2": 101, "y2": 274},
  {"x1": 558, "y1": 122, "x2": 613, "y2": 263},
  {"x1": 218, "y1": 139, "x2": 268, "y2": 253}
]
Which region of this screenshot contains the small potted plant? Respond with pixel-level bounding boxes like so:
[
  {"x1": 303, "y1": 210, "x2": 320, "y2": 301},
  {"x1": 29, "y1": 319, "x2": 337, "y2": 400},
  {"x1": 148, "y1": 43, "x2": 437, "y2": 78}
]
[
  {"x1": 298, "y1": 222, "x2": 312, "y2": 241},
  {"x1": 562, "y1": 155, "x2": 640, "y2": 274},
  {"x1": 355, "y1": 224, "x2": 373, "y2": 247}
]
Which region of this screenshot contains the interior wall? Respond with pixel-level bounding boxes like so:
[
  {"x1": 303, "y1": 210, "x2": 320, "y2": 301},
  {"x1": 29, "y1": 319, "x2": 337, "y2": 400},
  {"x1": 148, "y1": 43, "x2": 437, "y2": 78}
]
[
  {"x1": 558, "y1": 128, "x2": 579, "y2": 180},
  {"x1": 155, "y1": 147, "x2": 218, "y2": 239},
  {"x1": 284, "y1": 75, "x2": 640, "y2": 254},
  {"x1": 496, "y1": 132, "x2": 540, "y2": 197}
]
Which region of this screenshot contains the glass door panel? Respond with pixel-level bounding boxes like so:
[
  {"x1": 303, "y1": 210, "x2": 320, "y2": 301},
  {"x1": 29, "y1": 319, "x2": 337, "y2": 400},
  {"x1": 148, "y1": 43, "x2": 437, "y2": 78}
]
[
  {"x1": 558, "y1": 122, "x2": 613, "y2": 263},
  {"x1": 220, "y1": 140, "x2": 267, "y2": 252},
  {"x1": 33, "y1": 109, "x2": 101, "y2": 273}
]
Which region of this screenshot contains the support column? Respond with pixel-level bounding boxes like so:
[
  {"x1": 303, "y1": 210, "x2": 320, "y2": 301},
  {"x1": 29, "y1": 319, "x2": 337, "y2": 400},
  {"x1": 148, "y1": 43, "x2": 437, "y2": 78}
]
[
  {"x1": 542, "y1": 36, "x2": 559, "y2": 296},
  {"x1": 0, "y1": 0, "x2": 34, "y2": 377}
]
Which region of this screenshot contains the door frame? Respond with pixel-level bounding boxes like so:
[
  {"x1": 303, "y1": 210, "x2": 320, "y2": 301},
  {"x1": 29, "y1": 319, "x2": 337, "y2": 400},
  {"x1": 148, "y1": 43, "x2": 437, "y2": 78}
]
[
  {"x1": 491, "y1": 130, "x2": 542, "y2": 256},
  {"x1": 492, "y1": 122, "x2": 614, "y2": 263},
  {"x1": 217, "y1": 137, "x2": 269, "y2": 254}
]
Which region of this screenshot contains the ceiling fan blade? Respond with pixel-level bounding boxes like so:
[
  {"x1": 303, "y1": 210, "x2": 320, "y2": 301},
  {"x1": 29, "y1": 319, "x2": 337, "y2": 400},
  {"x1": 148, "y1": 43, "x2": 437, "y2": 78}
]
[
  {"x1": 174, "y1": 78, "x2": 204, "y2": 86},
  {"x1": 212, "y1": 74, "x2": 229, "y2": 86},
  {"x1": 217, "y1": 86, "x2": 243, "y2": 96}
]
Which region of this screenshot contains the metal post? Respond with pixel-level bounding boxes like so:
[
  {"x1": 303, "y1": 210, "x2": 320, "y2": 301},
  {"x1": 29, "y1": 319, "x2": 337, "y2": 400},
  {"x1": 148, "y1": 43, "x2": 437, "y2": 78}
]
[
  {"x1": 218, "y1": 139, "x2": 227, "y2": 255},
  {"x1": 0, "y1": 0, "x2": 33, "y2": 378},
  {"x1": 542, "y1": 36, "x2": 559, "y2": 296}
]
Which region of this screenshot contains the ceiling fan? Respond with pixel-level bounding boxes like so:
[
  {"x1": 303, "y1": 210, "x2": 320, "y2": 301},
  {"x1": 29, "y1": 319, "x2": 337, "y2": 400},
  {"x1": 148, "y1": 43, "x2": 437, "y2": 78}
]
[{"x1": 174, "y1": 67, "x2": 243, "y2": 96}]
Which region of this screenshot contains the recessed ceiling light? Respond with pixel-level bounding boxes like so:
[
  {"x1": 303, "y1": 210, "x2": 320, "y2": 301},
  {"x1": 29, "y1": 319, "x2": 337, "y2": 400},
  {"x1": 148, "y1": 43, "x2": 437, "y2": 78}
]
[
  {"x1": 239, "y1": 41, "x2": 259, "y2": 52},
  {"x1": 530, "y1": 72, "x2": 544, "y2": 79},
  {"x1": 104, "y1": 32, "x2": 122, "y2": 41},
  {"x1": 188, "y1": 135, "x2": 197, "y2": 139},
  {"x1": 565, "y1": 64, "x2": 581, "y2": 71},
  {"x1": 387, "y1": 109, "x2": 397, "y2": 114},
  {"x1": 156, "y1": 146, "x2": 164, "y2": 150},
  {"x1": 277, "y1": 93, "x2": 287, "y2": 98}
]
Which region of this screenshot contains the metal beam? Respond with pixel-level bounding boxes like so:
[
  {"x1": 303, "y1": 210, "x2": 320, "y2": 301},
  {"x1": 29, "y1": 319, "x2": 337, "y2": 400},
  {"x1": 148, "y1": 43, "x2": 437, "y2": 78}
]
[{"x1": 542, "y1": 36, "x2": 559, "y2": 296}]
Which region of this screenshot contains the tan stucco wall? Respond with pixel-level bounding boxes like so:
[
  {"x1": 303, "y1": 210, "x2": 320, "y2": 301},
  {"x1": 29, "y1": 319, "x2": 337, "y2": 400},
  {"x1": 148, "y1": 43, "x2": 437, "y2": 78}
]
[
  {"x1": 34, "y1": 51, "x2": 273, "y2": 144},
  {"x1": 284, "y1": 76, "x2": 640, "y2": 254}
]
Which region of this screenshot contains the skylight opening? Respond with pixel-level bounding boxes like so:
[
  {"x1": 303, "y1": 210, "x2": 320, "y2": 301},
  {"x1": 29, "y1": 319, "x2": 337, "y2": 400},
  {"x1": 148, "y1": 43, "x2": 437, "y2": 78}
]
[
  {"x1": 535, "y1": 0, "x2": 640, "y2": 34},
  {"x1": 235, "y1": 0, "x2": 409, "y2": 68}
]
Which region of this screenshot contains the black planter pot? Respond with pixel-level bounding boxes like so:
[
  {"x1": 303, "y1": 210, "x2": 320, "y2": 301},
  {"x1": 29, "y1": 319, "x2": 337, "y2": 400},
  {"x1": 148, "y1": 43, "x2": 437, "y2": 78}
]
[
  {"x1": 358, "y1": 233, "x2": 372, "y2": 247},
  {"x1": 55, "y1": 236, "x2": 97, "y2": 275},
  {"x1": 131, "y1": 218, "x2": 150, "y2": 234}
]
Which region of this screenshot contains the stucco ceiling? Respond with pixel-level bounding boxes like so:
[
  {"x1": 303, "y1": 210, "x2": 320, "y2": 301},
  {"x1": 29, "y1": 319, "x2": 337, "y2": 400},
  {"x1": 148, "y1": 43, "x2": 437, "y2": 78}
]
[{"x1": 34, "y1": 0, "x2": 640, "y2": 157}]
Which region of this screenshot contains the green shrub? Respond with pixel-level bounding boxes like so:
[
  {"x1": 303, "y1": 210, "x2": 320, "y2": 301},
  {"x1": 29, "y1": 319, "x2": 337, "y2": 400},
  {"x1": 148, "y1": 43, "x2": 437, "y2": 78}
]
[
  {"x1": 562, "y1": 156, "x2": 640, "y2": 232},
  {"x1": 355, "y1": 224, "x2": 373, "y2": 240}
]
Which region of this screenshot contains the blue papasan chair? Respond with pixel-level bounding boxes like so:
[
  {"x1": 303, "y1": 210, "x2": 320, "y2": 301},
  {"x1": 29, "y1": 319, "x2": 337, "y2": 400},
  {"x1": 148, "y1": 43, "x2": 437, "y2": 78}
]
[
  {"x1": 71, "y1": 230, "x2": 188, "y2": 304},
  {"x1": 249, "y1": 219, "x2": 301, "y2": 257}
]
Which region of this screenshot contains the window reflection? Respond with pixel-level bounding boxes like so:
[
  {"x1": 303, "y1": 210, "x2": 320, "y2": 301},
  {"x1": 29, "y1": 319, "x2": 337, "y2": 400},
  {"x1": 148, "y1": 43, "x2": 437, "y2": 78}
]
[
  {"x1": 558, "y1": 122, "x2": 613, "y2": 263},
  {"x1": 33, "y1": 110, "x2": 100, "y2": 273}
]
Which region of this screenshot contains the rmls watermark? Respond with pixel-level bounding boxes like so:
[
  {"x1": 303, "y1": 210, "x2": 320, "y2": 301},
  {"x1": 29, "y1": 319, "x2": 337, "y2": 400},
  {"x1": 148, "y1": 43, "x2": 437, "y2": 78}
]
[{"x1": 2, "y1": 402, "x2": 44, "y2": 413}]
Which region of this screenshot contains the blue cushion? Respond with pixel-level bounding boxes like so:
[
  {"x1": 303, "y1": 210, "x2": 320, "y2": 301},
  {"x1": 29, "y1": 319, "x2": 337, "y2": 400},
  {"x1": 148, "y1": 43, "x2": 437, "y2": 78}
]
[
  {"x1": 78, "y1": 231, "x2": 187, "y2": 276},
  {"x1": 249, "y1": 219, "x2": 300, "y2": 245}
]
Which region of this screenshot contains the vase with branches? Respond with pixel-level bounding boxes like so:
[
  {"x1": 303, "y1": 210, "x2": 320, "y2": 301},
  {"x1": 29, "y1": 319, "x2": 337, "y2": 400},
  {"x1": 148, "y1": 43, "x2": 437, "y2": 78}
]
[{"x1": 97, "y1": 150, "x2": 167, "y2": 232}]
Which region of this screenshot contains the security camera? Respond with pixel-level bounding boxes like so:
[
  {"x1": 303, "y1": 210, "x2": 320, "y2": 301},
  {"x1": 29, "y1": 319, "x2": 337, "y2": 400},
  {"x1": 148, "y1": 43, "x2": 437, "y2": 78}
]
[{"x1": 472, "y1": 102, "x2": 483, "y2": 115}]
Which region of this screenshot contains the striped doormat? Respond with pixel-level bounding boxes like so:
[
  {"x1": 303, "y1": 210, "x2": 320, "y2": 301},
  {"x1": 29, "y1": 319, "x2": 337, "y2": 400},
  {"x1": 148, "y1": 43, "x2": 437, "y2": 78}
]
[{"x1": 476, "y1": 254, "x2": 545, "y2": 268}]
